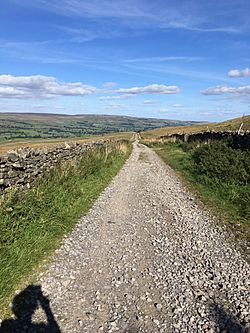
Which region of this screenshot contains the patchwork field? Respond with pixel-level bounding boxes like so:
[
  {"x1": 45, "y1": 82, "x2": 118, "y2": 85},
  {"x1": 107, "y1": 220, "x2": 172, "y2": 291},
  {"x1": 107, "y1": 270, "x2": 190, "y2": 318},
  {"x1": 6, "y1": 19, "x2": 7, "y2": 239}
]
[{"x1": 0, "y1": 113, "x2": 202, "y2": 142}]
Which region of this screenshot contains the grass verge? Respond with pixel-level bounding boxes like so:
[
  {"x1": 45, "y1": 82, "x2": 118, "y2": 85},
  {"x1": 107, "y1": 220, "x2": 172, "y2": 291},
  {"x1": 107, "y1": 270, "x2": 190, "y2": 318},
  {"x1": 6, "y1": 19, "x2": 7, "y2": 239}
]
[
  {"x1": 0, "y1": 141, "x2": 131, "y2": 313},
  {"x1": 144, "y1": 141, "x2": 250, "y2": 253}
]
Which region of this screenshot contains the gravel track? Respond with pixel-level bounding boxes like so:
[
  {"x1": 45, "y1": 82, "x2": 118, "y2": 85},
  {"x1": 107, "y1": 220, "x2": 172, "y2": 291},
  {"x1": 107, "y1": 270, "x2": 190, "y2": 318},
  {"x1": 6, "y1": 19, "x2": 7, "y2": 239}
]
[{"x1": 7, "y1": 143, "x2": 250, "y2": 332}]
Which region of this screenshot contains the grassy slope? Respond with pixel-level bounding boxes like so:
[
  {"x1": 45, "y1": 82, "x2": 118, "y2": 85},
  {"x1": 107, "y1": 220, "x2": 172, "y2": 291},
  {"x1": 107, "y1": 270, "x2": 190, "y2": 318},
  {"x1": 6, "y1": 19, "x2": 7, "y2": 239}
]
[
  {"x1": 0, "y1": 141, "x2": 131, "y2": 314},
  {"x1": 0, "y1": 112, "x2": 202, "y2": 142},
  {"x1": 141, "y1": 115, "x2": 250, "y2": 140},
  {"x1": 0, "y1": 131, "x2": 133, "y2": 154}
]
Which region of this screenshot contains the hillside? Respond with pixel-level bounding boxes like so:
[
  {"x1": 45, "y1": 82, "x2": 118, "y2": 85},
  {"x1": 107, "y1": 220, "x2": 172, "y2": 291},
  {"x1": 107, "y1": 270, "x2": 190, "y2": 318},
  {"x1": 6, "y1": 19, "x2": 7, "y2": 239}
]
[
  {"x1": 0, "y1": 113, "x2": 202, "y2": 142},
  {"x1": 141, "y1": 115, "x2": 250, "y2": 140}
]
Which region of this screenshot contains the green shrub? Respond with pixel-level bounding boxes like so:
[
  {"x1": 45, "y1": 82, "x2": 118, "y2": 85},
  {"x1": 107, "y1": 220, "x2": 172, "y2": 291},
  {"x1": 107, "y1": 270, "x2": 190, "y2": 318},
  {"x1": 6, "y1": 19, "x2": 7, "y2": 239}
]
[
  {"x1": 150, "y1": 141, "x2": 249, "y2": 248},
  {"x1": 181, "y1": 141, "x2": 200, "y2": 152},
  {"x1": 192, "y1": 141, "x2": 250, "y2": 185}
]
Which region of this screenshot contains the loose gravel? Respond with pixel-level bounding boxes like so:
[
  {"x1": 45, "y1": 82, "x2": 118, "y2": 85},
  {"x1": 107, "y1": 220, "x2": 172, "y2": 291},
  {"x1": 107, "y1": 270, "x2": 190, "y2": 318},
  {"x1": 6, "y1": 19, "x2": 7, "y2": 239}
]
[{"x1": 4, "y1": 143, "x2": 250, "y2": 332}]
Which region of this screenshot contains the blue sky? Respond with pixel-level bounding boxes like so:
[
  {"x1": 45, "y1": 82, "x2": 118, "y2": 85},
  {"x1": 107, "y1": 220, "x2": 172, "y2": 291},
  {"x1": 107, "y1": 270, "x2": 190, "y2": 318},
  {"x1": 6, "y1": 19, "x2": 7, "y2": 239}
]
[{"x1": 0, "y1": 0, "x2": 250, "y2": 121}]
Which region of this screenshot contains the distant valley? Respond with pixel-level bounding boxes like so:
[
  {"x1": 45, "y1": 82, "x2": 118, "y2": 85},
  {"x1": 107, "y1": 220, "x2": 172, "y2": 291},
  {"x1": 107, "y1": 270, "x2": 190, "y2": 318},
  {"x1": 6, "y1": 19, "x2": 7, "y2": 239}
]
[{"x1": 0, "y1": 113, "x2": 203, "y2": 141}]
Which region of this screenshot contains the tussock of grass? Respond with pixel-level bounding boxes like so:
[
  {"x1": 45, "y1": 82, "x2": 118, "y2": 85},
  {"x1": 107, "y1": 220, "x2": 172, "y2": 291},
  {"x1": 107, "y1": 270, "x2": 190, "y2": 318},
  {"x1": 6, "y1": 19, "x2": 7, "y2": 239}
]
[
  {"x1": 0, "y1": 141, "x2": 131, "y2": 312},
  {"x1": 138, "y1": 152, "x2": 149, "y2": 162}
]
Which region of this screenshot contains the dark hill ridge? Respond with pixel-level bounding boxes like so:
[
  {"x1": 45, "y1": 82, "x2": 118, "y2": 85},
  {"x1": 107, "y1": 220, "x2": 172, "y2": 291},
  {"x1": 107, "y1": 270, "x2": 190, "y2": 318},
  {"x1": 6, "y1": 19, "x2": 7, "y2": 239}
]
[{"x1": 0, "y1": 113, "x2": 203, "y2": 141}]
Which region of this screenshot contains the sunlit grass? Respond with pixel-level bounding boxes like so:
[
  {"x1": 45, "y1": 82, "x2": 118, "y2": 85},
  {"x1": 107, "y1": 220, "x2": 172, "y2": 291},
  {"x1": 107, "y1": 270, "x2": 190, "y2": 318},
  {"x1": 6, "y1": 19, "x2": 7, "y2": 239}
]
[
  {"x1": 145, "y1": 141, "x2": 250, "y2": 250},
  {"x1": 0, "y1": 141, "x2": 132, "y2": 313}
]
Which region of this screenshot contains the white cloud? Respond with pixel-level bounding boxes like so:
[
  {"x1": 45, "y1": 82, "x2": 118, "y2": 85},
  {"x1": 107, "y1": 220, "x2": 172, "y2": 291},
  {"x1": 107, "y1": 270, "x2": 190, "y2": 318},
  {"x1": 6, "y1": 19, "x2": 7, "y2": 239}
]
[
  {"x1": 99, "y1": 94, "x2": 132, "y2": 101},
  {"x1": 102, "y1": 82, "x2": 118, "y2": 88},
  {"x1": 228, "y1": 69, "x2": 241, "y2": 78},
  {"x1": 117, "y1": 84, "x2": 180, "y2": 95},
  {"x1": 0, "y1": 74, "x2": 97, "y2": 99},
  {"x1": 199, "y1": 112, "x2": 212, "y2": 116},
  {"x1": 186, "y1": 26, "x2": 240, "y2": 33},
  {"x1": 143, "y1": 99, "x2": 157, "y2": 105},
  {"x1": 228, "y1": 68, "x2": 250, "y2": 78},
  {"x1": 201, "y1": 85, "x2": 250, "y2": 95},
  {"x1": 159, "y1": 108, "x2": 169, "y2": 113}
]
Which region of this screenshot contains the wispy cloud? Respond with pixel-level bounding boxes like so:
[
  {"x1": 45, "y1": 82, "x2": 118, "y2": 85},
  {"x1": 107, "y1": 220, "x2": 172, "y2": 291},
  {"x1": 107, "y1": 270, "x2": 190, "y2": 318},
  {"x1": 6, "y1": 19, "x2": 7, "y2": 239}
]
[
  {"x1": 16, "y1": 0, "x2": 244, "y2": 34},
  {"x1": 0, "y1": 40, "x2": 82, "y2": 64},
  {"x1": 0, "y1": 74, "x2": 97, "y2": 99},
  {"x1": 102, "y1": 82, "x2": 118, "y2": 88},
  {"x1": 201, "y1": 85, "x2": 250, "y2": 96},
  {"x1": 228, "y1": 68, "x2": 250, "y2": 78},
  {"x1": 143, "y1": 99, "x2": 158, "y2": 105},
  {"x1": 123, "y1": 61, "x2": 227, "y2": 82},
  {"x1": 117, "y1": 84, "x2": 181, "y2": 95},
  {"x1": 55, "y1": 25, "x2": 124, "y2": 42},
  {"x1": 173, "y1": 103, "x2": 184, "y2": 107},
  {"x1": 125, "y1": 56, "x2": 205, "y2": 63},
  {"x1": 99, "y1": 94, "x2": 133, "y2": 101},
  {"x1": 54, "y1": 105, "x2": 66, "y2": 110},
  {"x1": 181, "y1": 26, "x2": 240, "y2": 33},
  {"x1": 35, "y1": 0, "x2": 147, "y2": 19},
  {"x1": 159, "y1": 108, "x2": 169, "y2": 113},
  {"x1": 0, "y1": 40, "x2": 164, "y2": 80}
]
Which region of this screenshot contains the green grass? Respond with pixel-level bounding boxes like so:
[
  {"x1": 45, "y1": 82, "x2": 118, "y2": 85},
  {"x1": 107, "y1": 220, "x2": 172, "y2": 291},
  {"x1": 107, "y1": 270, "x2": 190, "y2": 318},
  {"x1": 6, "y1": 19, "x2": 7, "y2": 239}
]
[
  {"x1": 138, "y1": 152, "x2": 149, "y2": 162},
  {"x1": 145, "y1": 141, "x2": 250, "y2": 248},
  {"x1": 0, "y1": 141, "x2": 131, "y2": 313}
]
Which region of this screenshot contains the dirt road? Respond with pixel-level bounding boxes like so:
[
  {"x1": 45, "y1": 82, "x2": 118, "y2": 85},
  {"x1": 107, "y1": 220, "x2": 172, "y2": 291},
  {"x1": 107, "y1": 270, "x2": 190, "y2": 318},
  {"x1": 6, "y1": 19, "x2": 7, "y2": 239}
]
[{"x1": 9, "y1": 143, "x2": 250, "y2": 332}]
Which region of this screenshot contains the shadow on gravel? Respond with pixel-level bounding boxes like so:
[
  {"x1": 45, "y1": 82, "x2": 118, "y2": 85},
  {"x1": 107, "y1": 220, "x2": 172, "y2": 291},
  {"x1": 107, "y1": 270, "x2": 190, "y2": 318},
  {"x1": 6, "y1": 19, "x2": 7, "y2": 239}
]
[
  {"x1": 211, "y1": 303, "x2": 247, "y2": 333},
  {"x1": 0, "y1": 285, "x2": 61, "y2": 333},
  {"x1": 125, "y1": 325, "x2": 139, "y2": 333}
]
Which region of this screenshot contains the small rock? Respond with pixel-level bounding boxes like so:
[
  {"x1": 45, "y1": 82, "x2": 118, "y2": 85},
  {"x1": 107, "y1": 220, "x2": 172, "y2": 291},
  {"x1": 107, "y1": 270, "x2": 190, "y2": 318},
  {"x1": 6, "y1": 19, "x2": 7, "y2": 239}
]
[{"x1": 154, "y1": 303, "x2": 163, "y2": 310}]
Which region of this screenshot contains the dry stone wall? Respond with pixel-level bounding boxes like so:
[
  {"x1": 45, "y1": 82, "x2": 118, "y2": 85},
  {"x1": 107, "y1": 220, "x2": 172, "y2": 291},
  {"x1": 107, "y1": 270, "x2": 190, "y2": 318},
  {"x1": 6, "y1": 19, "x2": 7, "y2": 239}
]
[
  {"x1": 0, "y1": 140, "x2": 108, "y2": 193},
  {"x1": 160, "y1": 131, "x2": 250, "y2": 149}
]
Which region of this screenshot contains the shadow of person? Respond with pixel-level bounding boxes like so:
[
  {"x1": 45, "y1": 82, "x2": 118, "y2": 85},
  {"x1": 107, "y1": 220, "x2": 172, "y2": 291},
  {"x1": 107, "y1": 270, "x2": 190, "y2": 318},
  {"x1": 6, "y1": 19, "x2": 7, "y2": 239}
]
[
  {"x1": 210, "y1": 302, "x2": 247, "y2": 333},
  {"x1": 0, "y1": 284, "x2": 61, "y2": 333}
]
